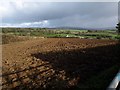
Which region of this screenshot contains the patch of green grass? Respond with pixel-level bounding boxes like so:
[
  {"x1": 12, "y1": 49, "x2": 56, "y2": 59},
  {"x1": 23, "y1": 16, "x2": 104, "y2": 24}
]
[
  {"x1": 44, "y1": 34, "x2": 76, "y2": 37},
  {"x1": 2, "y1": 28, "x2": 119, "y2": 40},
  {"x1": 114, "y1": 35, "x2": 120, "y2": 39}
]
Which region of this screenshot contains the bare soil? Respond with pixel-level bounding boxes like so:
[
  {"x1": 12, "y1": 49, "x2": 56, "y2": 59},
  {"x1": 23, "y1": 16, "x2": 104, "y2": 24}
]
[{"x1": 1, "y1": 37, "x2": 119, "y2": 89}]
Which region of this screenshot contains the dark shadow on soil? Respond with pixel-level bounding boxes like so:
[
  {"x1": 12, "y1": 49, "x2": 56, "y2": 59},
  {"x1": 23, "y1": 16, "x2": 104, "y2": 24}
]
[
  {"x1": 31, "y1": 43, "x2": 120, "y2": 89},
  {"x1": 2, "y1": 43, "x2": 120, "y2": 89}
]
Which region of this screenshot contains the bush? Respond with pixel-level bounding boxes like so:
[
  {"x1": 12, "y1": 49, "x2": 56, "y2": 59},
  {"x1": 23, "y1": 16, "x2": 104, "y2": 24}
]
[{"x1": 96, "y1": 36, "x2": 101, "y2": 39}]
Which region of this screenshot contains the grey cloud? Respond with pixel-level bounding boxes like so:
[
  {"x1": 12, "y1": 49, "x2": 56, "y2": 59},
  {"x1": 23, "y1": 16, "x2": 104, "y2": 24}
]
[
  {"x1": 1, "y1": 2, "x2": 118, "y2": 28},
  {"x1": 48, "y1": 15, "x2": 117, "y2": 28}
]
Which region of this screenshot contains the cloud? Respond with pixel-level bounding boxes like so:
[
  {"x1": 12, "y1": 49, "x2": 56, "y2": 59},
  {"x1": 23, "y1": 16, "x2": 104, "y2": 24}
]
[
  {"x1": 0, "y1": 2, "x2": 118, "y2": 28},
  {"x1": 48, "y1": 15, "x2": 118, "y2": 28},
  {"x1": 1, "y1": 20, "x2": 49, "y2": 27},
  {"x1": 0, "y1": 0, "x2": 119, "y2": 2}
]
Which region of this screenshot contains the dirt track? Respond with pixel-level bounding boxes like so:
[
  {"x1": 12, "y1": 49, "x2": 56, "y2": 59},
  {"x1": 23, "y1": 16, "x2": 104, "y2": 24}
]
[{"x1": 2, "y1": 38, "x2": 119, "y2": 89}]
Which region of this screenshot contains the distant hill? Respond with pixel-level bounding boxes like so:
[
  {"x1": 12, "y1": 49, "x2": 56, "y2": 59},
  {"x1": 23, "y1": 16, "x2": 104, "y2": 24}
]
[
  {"x1": 48, "y1": 26, "x2": 116, "y2": 30},
  {"x1": 1, "y1": 26, "x2": 116, "y2": 30}
]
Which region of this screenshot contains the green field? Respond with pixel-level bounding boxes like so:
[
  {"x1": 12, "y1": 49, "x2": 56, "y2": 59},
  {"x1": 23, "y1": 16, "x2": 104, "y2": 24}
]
[{"x1": 1, "y1": 28, "x2": 120, "y2": 40}]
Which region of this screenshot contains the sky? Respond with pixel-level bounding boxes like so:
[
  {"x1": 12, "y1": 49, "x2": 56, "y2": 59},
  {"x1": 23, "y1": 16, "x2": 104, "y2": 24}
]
[{"x1": 0, "y1": 1, "x2": 118, "y2": 29}]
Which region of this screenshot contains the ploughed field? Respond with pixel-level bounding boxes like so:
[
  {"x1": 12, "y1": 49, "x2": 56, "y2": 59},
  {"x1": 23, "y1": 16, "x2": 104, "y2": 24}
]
[{"x1": 2, "y1": 37, "x2": 120, "y2": 89}]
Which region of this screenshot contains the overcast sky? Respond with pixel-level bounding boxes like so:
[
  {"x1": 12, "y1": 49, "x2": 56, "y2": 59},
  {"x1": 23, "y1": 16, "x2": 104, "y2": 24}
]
[{"x1": 0, "y1": 2, "x2": 118, "y2": 28}]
